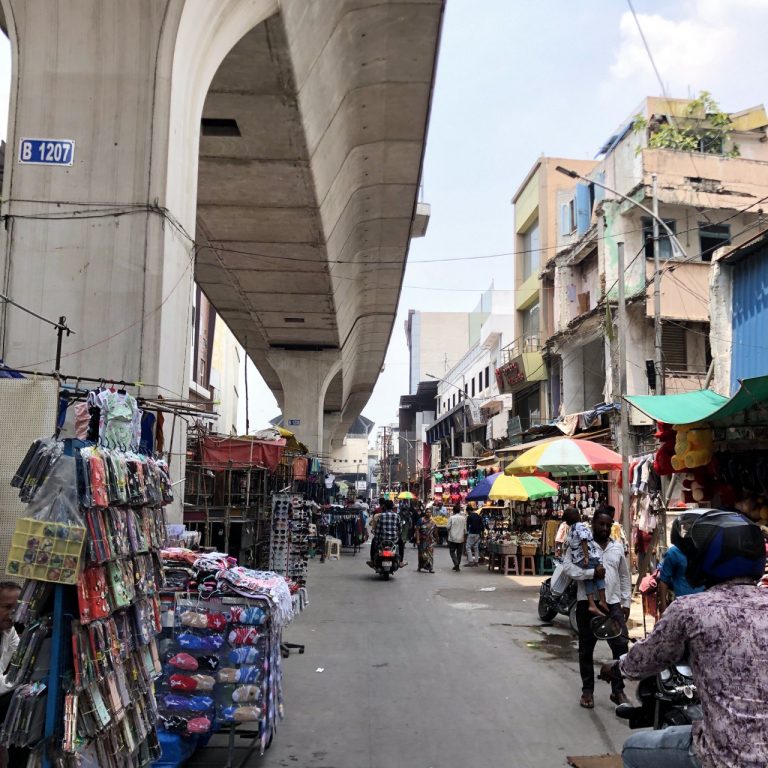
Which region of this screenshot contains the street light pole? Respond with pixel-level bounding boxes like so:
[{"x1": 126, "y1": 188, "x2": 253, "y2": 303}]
[{"x1": 617, "y1": 242, "x2": 632, "y2": 546}]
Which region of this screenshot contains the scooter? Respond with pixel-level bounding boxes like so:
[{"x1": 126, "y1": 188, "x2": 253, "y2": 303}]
[
  {"x1": 614, "y1": 662, "x2": 702, "y2": 730},
  {"x1": 371, "y1": 539, "x2": 400, "y2": 580},
  {"x1": 538, "y1": 570, "x2": 579, "y2": 633}
]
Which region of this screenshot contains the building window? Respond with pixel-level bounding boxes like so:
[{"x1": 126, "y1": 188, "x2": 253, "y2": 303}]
[
  {"x1": 471, "y1": 378, "x2": 475, "y2": 397},
  {"x1": 522, "y1": 303, "x2": 540, "y2": 348},
  {"x1": 699, "y1": 223, "x2": 730, "y2": 262},
  {"x1": 522, "y1": 220, "x2": 540, "y2": 281},
  {"x1": 453, "y1": 393, "x2": 456, "y2": 408},
  {"x1": 464, "y1": 384, "x2": 468, "y2": 398},
  {"x1": 642, "y1": 217, "x2": 677, "y2": 260},
  {"x1": 484, "y1": 366, "x2": 490, "y2": 390},
  {"x1": 662, "y1": 324, "x2": 688, "y2": 372}
]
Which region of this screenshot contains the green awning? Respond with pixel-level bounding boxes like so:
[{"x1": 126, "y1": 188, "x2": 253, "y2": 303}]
[{"x1": 625, "y1": 375, "x2": 768, "y2": 425}]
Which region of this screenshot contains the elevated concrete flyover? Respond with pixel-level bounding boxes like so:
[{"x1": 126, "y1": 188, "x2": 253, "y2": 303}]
[
  {"x1": 195, "y1": 1, "x2": 442, "y2": 453},
  {"x1": 0, "y1": 0, "x2": 441, "y2": 497}
]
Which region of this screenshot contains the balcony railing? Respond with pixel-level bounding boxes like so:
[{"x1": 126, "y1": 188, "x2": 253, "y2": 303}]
[{"x1": 501, "y1": 334, "x2": 541, "y2": 363}]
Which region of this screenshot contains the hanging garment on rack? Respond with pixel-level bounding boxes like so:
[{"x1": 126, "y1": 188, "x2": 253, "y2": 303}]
[
  {"x1": 140, "y1": 412, "x2": 156, "y2": 454},
  {"x1": 98, "y1": 390, "x2": 141, "y2": 447}
]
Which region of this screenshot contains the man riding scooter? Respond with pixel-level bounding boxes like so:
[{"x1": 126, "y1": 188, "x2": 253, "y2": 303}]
[
  {"x1": 600, "y1": 510, "x2": 767, "y2": 768},
  {"x1": 367, "y1": 499, "x2": 401, "y2": 569}
]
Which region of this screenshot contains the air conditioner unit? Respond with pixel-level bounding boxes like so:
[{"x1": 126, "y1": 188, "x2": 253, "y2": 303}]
[{"x1": 629, "y1": 405, "x2": 654, "y2": 427}]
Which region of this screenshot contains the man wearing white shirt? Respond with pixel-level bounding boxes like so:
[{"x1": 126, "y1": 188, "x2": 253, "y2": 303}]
[
  {"x1": 446, "y1": 505, "x2": 467, "y2": 572},
  {"x1": 562, "y1": 509, "x2": 631, "y2": 710}
]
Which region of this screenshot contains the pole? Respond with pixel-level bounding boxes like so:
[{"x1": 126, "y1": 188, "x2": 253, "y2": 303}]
[
  {"x1": 54, "y1": 315, "x2": 69, "y2": 374},
  {"x1": 244, "y1": 336, "x2": 250, "y2": 434},
  {"x1": 652, "y1": 174, "x2": 664, "y2": 395},
  {"x1": 617, "y1": 242, "x2": 632, "y2": 545}
]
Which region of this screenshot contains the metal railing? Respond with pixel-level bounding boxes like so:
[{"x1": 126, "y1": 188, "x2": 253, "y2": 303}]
[{"x1": 501, "y1": 334, "x2": 542, "y2": 363}]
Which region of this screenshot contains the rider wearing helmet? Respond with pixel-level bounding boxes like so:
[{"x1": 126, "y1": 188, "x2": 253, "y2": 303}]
[
  {"x1": 601, "y1": 510, "x2": 767, "y2": 768},
  {"x1": 658, "y1": 511, "x2": 705, "y2": 614}
]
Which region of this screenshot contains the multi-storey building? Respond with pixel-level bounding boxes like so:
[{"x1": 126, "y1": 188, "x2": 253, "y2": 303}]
[
  {"x1": 499, "y1": 156, "x2": 597, "y2": 436},
  {"x1": 545, "y1": 97, "x2": 768, "y2": 443}
]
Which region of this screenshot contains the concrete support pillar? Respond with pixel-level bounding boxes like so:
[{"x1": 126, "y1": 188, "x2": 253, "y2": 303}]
[
  {"x1": 0, "y1": 0, "x2": 189, "y2": 392},
  {"x1": 322, "y1": 411, "x2": 342, "y2": 458},
  {"x1": 266, "y1": 350, "x2": 341, "y2": 455}
]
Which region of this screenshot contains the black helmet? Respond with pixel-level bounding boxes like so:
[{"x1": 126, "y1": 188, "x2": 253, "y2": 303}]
[
  {"x1": 679, "y1": 509, "x2": 766, "y2": 588},
  {"x1": 670, "y1": 510, "x2": 707, "y2": 548}
]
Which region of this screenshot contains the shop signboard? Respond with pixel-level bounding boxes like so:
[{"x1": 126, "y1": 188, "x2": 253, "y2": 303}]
[
  {"x1": 355, "y1": 480, "x2": 367, "y2": 491},
  {"x1": 18, "y1": 138, "x2": 75, "y2": 166},
  {"x1": 288, "y1": 419, "x2": 301, "y2": 426}
]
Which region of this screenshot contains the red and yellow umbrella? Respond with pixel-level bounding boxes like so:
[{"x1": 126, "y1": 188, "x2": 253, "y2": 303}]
[
  {"x1": 506, "y1": 438, "x2": 622, "y2": 477},
  {"x1": 486, "y1": 473, "x2": 559, "y2": 501}
]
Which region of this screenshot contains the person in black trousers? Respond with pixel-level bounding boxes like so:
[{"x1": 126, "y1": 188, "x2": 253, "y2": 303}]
[{"x1": 564, "y1": 508, "x2": 631, "y2": 709}]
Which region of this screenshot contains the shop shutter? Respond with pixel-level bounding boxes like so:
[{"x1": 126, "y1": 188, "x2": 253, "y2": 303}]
[
  {"x1": 662, "y1": 324, "x2": 687, "y2": 372},
  {"x1": 731, "y1": 246, "x2": 768, "y2": 393}
]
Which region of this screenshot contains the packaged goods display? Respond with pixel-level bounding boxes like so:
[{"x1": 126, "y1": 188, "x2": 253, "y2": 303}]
[{"x1": 2, "y1": 437, "x2": 171, "y2": 767}]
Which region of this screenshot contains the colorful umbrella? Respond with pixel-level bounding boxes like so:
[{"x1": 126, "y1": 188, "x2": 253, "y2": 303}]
[
  {"x1": 468, "y1": 472, "x2": 559, "y2": 501},
  {"x1": 466, "y1": 472, "x2": 501, "y2": 501},
  {"x1": 488, "y1": 473, "x2": 559, "y2": 500},
  {"x1": 397, "y1": 491, "x2": 415, "y2": 500},
  {"x1": 505, "y1": 438, "x2": 622, "y2": 477}
]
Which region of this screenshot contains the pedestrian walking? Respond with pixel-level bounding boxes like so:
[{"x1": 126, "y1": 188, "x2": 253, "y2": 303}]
[
  {"x1": 562, "y1": 507, "x2": 631, "y2": 709},
  {"x1": 446, "y1": 504, "x2": 467, "y2": 571},
  {"x1": 415, "y1": 509, "x2": 437, "y2": 573},
  {"x1": 465, "y1": 505, "x2": 485, "y2": 566}
]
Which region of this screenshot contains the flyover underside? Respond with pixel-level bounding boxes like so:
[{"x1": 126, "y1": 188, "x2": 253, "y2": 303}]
[{"x1": 195, "y1": 0, "x2": 443, "y2": 435}]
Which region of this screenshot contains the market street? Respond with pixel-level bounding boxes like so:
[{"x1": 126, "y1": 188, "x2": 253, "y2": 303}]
[{"x1": 189, "y1": 547, "x2": 631, "y2": 768}]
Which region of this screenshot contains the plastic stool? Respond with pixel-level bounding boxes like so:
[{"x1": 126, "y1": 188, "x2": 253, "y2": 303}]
[
  {"x1": 500, "y1": 553, "x2": 519, "y2": 575},
  {"x1": 537, "y1": 554, "x2": 555, "y2": 574},
  {"x1": 519, "y1": 554, "x2": 536, "y2": 576},
  {"x1": 325, "y1": 538, "x2": 341, "y2": 560}
]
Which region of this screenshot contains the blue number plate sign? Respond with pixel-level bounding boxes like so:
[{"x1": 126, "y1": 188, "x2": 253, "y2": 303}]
[{"x1": 18, "y1": 138, "x2": 75, "y2": 166}]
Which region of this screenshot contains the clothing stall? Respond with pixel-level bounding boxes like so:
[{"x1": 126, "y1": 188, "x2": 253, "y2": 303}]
[{"x1": 323, "y1": 505, "x2": 366, "y2": 553}]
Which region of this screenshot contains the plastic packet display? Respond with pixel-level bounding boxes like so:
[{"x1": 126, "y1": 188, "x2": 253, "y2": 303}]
[{"x1": 6, "y1": 456, "x2": 86, "y2": 584}]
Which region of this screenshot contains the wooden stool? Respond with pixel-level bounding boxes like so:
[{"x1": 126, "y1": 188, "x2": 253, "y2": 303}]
[
  {"x1": 325, "y1": 538, "x2": 341, "y2": 560},
  {"x1": 519, "y1": 554, "x2": 536, "y2": 576},
  {"x1": 500, "y1": 553, "x2": 519, "y2": 575}
]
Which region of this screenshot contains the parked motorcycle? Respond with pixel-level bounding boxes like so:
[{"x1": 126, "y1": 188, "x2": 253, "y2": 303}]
[
  {"x1": 538, "y1": 572, "x2": 578, "y2": 633},
  {"x1": 614, "y1": 662, "x2": 702, "y2": 730},
  {"x1": 372, "y1": 539, "x2": 400, "y2": 580}
]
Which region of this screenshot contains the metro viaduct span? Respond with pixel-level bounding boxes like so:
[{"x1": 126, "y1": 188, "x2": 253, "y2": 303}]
[{"x1": 0, "y1": 1, "x2": 444, "y2": 473}]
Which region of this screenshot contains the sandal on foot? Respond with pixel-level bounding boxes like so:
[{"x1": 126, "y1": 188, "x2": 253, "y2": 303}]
[{"x1": 580, "y1": 694, "x2": 594, "y2": 709}]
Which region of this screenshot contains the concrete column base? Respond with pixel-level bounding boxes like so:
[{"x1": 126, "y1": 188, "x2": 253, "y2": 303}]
[{"x1": 267, "y1": 349, "x2": 341, "y2": 455}]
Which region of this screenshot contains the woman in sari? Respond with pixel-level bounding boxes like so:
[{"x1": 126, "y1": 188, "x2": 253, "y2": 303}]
[{"x1": 415, "y1": 509, "x2": 436, "y2": 573}]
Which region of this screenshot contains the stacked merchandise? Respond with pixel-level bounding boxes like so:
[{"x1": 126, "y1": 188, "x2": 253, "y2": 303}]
[
  {"x1": 3, "y1": 437, "x2": 171, "y2": 766},
  {"x1": 269, "y1": 495, "x2": 291, "y2": 579},
  {"x1": 156, "y1": 552, "x2": 297, "y2": 759},
  {"x1": 432, "y1": 462, "x2": 487, "y2": 506},
  {"x1": 286, "y1": 498, "x2": 309, "y2": 588},
  {"x1": 270, "y1": 493, "x2": 311, "y2": 587},
  {"x1": 157, "y1": 596, "x2": 269, "y2": 737}
]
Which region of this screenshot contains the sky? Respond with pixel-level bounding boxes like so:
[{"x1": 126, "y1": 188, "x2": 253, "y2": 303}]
[{"x1": 1, "y1": 2, "x2": 766, "y2": 440}]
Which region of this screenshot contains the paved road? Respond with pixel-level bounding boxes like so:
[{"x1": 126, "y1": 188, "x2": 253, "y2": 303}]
[{"x1": 189, "y1": 547, "x2": 631, "y2": 768}]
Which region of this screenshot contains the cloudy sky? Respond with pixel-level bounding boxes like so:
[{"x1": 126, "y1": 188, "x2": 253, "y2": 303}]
[{"x1": 2, "y1": 2, "x2": 764, "y2": 440}]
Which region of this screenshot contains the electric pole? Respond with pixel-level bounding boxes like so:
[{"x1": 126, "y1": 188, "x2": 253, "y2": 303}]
[{"x1": 652, "y1": 174, "x2": 664, "y2": 394}]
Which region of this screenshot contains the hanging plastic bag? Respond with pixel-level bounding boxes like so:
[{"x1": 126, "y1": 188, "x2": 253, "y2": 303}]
[{"x1": 6, "y1": 456, "x2": 87, "y2": 584}]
